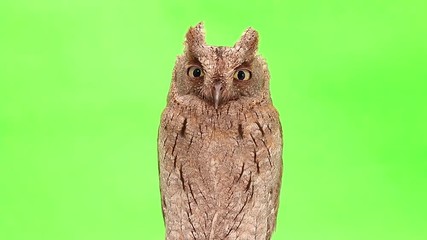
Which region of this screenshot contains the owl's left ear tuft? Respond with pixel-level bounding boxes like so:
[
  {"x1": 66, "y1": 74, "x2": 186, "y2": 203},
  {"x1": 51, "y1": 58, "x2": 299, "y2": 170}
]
[
  {"x1": 185, "y1": 22, "x2": 206, "y2": 56},
  {"x1": 234, "y1": 27, "x2": 259, "y2": 59}
]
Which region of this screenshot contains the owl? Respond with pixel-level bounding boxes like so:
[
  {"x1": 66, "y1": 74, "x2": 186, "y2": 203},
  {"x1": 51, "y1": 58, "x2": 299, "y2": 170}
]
[{"x1": 158, "y1": 23, "x2": 283, "y2": 240}]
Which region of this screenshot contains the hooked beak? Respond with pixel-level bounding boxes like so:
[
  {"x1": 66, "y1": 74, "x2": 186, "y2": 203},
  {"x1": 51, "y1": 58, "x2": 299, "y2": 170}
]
[{"x1": 213, "y1": 82, "x2": 223, "y2": 109}]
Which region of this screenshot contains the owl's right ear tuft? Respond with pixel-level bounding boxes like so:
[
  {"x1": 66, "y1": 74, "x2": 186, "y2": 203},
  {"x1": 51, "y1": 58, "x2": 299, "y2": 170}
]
[
  {"x1": 234, "y1": 27, "x2": 259, "y2": 60},
  {"x1": 185, "y1": 22, "x2": 206, "y2": 56}
]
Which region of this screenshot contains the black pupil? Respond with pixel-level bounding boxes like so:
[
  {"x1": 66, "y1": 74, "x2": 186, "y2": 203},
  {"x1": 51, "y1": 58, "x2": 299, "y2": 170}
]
[
  {"x1": 193, "y1": 68, "x2": 201, "y2": 77},
  {"x1": 237, "y1": 71, "x2": 245, "y2": 80}
]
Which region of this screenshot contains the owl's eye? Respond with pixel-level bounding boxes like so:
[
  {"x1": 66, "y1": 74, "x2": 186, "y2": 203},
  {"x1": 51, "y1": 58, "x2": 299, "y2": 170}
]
[
  {"x1": 187, "y1": 66, "x2": 204, "y2": 78},
  {"x1": 234, "y1": 69, "x2": 251, "y2": 81}
]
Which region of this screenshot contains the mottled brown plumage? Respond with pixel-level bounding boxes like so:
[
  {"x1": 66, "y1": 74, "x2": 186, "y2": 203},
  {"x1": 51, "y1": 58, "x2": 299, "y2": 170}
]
[{"x1": 158, "y1": 23, "x2": 283, "y2": 240}]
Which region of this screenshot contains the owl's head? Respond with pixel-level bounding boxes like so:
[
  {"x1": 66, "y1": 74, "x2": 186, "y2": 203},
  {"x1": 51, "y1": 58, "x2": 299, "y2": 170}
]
[{"x1": 170, "y1": 22, "x2": 271, "y2": 109}]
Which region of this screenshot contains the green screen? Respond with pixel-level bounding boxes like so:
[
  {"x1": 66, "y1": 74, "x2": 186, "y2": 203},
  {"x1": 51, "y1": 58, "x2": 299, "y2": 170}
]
[{"x1": 1, "y1": 0, "x2": 426, "y2": 239}]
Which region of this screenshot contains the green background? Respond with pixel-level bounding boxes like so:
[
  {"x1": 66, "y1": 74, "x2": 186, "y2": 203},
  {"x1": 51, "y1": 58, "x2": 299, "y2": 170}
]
[{"x1": 1, "y1": 0, "x2": 426, "y2": 239}]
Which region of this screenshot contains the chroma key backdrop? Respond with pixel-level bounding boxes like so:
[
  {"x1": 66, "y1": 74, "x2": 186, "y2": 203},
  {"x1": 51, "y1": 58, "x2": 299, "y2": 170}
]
[{"x1": 0, "y1": 0, "x2": 426, "y2": 239}]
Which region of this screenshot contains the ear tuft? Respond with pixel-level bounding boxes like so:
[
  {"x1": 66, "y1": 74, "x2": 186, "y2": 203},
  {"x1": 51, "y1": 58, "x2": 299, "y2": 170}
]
[
  {"x1": 234, "y1": 27, "x2": 259, "y2": 58},
  {"x1": 185, "y1": 22, "x2": 206, "y2": 55}
]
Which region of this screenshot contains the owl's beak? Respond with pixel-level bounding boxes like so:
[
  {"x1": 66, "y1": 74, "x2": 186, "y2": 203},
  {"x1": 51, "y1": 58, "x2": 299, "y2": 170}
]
[{"x1": 213, "y1": 82, "x2": 223, "y2": 109}]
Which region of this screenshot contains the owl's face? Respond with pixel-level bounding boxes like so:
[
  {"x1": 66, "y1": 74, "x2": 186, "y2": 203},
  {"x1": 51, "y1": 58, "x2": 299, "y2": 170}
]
[{"x1": 172, "y1": 23, "x2": 270, "y2": 109}]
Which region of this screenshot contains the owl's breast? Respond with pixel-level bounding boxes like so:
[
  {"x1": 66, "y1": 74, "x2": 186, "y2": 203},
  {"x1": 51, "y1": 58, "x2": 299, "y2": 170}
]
[{"x1": 158, "y1": 100, "x2": 282, "y2": 239}]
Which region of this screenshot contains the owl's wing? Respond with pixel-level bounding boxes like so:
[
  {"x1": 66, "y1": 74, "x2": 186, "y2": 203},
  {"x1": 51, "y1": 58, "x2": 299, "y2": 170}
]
[
  {"x1": 157, "y1": 150, "x2": 166, "y2": 224},
  {"x1": 266, "y1": 120, "x2": 283, "y2": 239}
]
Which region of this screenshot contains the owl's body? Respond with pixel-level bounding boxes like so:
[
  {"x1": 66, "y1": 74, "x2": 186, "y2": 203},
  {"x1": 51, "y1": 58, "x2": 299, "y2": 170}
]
[{"x1": 158, "y1": 23, "x2": 283, "y2": 240}]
